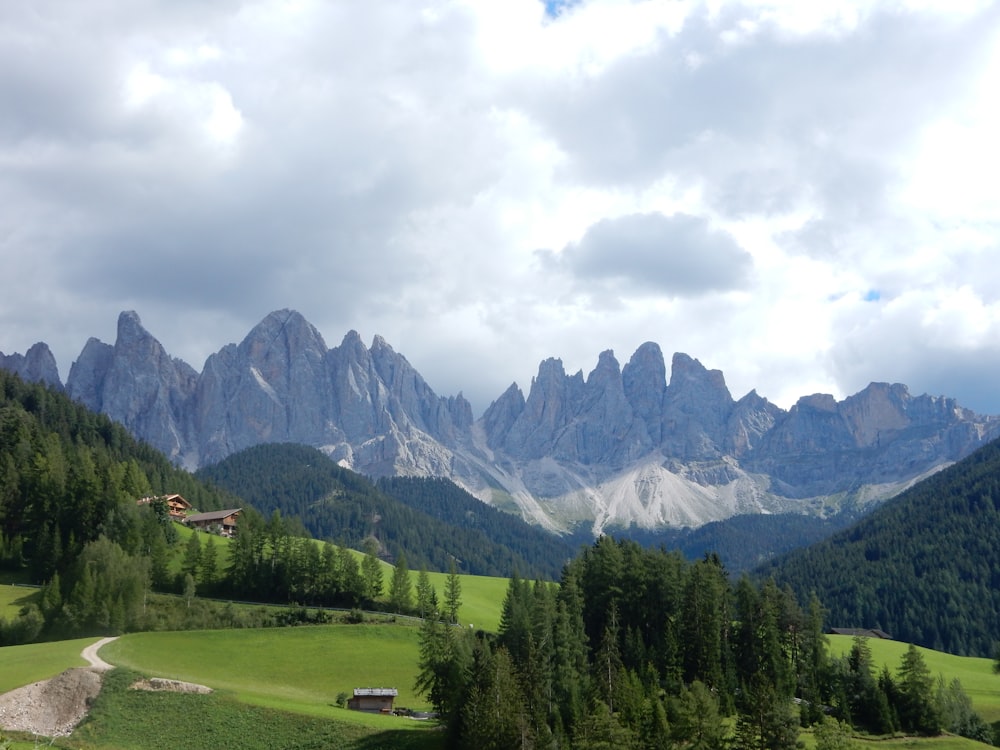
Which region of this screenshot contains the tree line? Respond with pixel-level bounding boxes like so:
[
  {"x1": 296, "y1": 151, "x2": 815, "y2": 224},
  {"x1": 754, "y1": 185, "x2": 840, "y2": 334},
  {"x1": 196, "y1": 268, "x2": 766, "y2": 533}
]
[{"x1": 416, "y1": 536, "x2": 994, "y2": 749}]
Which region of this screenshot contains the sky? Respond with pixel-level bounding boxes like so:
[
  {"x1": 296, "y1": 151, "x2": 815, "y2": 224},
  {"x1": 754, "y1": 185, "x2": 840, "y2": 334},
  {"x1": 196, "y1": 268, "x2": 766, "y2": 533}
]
[{"x1": 2, "y1": 0, "x2": 1000, "y2": 418}]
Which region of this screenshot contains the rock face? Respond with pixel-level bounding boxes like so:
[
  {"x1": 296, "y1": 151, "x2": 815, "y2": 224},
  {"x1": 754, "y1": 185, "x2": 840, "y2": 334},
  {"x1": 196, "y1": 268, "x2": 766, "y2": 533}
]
[
  {"x1": 0, "y1": 342, "x2": 62, "y2": 390},
  {"x1": 6, "y1": 309, "x2": 1000, "y2": 534}
]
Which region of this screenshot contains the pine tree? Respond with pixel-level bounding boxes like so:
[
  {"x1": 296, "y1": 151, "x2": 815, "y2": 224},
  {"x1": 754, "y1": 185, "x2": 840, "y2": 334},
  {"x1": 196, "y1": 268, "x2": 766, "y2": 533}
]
[
  {"x1": 415, "y1": 566, "x2": 436, "y2": 619},
  {"x1": 460, "y1": 644, "x2": 531, "y2": 750},
  {"x1": 200, "y1": 535, "x2": 218, "y2": 586},
  {"x1": 444, "y1": 558, "x2": 462, "y2": 624},
  {"x1": 896, "y1": 644, "x2": 940, "y2": 735},
  {"x1": 361, "y1": 537, "x2": 383, "y2": 602},
  {"x1": 388, "y1": 551, "x2": 413, "y2": 614},
  {"x1": 181, "y1": 532, "x2": 202, "y2": 582},
  {"x1": 672, "y1": 681, "x2": 726, "y2": 750}
]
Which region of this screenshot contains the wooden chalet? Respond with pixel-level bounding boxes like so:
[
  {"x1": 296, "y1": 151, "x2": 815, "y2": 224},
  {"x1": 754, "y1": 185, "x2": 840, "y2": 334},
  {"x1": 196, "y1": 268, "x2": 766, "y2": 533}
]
[
  {"x1": 348, "y1": 688, "x2": 397, "y2": 713},
  {"x1": 184, "y1": 508, "x2": 242, "y2": 538},
  {"x1": 137, "y1": 494, "x2": 192, "y2": 520}
]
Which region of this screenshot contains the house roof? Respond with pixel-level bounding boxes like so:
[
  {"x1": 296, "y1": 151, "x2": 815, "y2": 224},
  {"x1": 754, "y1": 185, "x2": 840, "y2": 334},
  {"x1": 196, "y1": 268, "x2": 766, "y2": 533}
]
[
  {"x1": 354, "y1": 688, "x2": 398, "y2": 697},
  {"x1": 830, "y1": 627, "x2": 892, "y2": 639},
  {"x1": 139, "y1": 494, "x2": 191, "y2": 508},
  {"x1": 186, "y1": 508, "x2": 242, "y2": 524}
]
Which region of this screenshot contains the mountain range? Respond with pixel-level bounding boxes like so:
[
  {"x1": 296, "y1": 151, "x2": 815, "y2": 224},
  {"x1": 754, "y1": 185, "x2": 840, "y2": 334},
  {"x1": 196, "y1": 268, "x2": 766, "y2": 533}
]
[{"x1": 3, "y1": 309, "x2": 998, "y2": 534}]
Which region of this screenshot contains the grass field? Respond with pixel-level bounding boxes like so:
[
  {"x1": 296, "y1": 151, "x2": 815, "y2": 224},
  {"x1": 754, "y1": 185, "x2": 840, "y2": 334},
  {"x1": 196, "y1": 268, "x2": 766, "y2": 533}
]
[
  {"x1": 0, "y1": 584, "x2": 37, "y2": 620},
  {"x1": 0, "y1": 636, "x2": 100, "y2": 693},
  {"x1": 102, "y1": 623, "x2": 431, "y2": 721},
  {"x1": 828, "y1": 635, "x2": 1000, "y2": 723}
]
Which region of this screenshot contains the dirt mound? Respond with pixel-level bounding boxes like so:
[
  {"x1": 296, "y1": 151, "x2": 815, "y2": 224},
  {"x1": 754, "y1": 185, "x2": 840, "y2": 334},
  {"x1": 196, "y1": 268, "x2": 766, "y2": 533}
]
[
  {"x1": 131, "y1": 677, "x2": 213, "y2": 694},
  {"x1": 0, "y1": 668, "x2": 103, "y2": 738}
]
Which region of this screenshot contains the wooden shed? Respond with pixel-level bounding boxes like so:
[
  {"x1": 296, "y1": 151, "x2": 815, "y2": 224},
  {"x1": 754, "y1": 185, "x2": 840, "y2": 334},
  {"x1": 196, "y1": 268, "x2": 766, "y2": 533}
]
[{"x1": 348, "y1": 688, "x2": 397, "y2": 713}]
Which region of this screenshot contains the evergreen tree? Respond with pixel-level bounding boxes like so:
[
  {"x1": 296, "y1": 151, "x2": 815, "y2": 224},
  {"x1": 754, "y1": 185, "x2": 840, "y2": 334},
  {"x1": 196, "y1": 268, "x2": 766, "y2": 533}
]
[
  {"x1": 361, "y1": 537, "x2": 383, "y2": 602},
  {"x1": 935, "y1": 676, "x2": 992, "y2": 743},
  {"x1": 415, "y1": 566, "x2": 436, "y2": 619},
  {"x1": 39, "y1": 571, "x2": 62, "y2": 621},
  {"x1": 388, "y1": 551, "x2": 413, "y2": 614},
  {"x1": 671, "y1": 681, "x2": 726, "y2": 750},
  {"x1": 460, "y1": 644, "x2": 531, "y2": 750},
  {"x1": 733, "y1": 683, "x2": 799, "y2": 750},
  {"x1": 444, "y1": 558, "x2": 462, "y2": 624},
  {"x1": 896, "y1": 644, "x2": 940, "y2": 735},
  {"x1": 200, "y1": 535, "x2": 218, "y2": 586},
  {"x1": 181, "y1": 532, "x2": 202, "y2": 582},
  {"x1": 337, "y1": 545, "x2": 365, "y2": 605},
  {"x1": 414, "y1": 616, "x2": 473, "y2": 729}
]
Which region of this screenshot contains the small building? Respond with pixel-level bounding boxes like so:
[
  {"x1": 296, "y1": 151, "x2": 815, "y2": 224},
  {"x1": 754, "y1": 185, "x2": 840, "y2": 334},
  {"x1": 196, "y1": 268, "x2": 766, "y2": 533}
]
[
  {"x1": 348, "y1": 688, "x2": 398, "y2": 713},
  {"x1": 830, "y1": 627, "x2": 892, "y2": 640},
  {"x1": 137, "y1": 494, "x2": 192, "y2": 520},
  {"x1": 185, "y1": 508, "x2": 242, "y2": 538}
]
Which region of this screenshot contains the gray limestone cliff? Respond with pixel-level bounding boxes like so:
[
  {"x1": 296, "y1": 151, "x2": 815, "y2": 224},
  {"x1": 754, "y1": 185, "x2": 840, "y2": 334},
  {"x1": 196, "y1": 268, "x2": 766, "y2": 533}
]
[
  {"x1": 5, "y1": 310, "x2": 999, "y2": 533},
  {"x1": 0, "y1": 342, "x2": 62, "y2": 390}
]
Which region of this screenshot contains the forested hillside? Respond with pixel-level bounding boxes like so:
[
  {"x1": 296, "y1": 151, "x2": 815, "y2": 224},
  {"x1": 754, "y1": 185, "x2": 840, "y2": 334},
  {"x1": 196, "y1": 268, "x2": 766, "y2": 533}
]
[
  {"x1": 375, "y1": 475, "x2": 580, "y2": 571},
  {"x1": 0, "y1": 369, "x2": 237, "y2": 582},
  {"x1": 418, "y1": 536, "x2": 993, "y2": 748},
  {"x1": 196, "y1": 443, "x2": 573, "y2": 578},
  {"x1": 761, "y1": 436, "x2": 1000, "y2": 656}
]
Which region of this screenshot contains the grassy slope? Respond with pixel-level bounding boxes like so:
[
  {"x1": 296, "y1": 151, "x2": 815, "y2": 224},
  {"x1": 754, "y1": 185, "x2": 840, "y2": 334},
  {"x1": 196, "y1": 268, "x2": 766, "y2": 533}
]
[
  {"x1": 101, "y1": 624, "x2": 431, "y2": 719},
  {"x1": 829, "y1": 635, "x2": 1000, "y2": 723},
  {"x1": 0, "y1": 585, "x2": 37, "y2": 619},
  {"x1": 0, "y1": 637, "x2": 101, "y2": 693}
]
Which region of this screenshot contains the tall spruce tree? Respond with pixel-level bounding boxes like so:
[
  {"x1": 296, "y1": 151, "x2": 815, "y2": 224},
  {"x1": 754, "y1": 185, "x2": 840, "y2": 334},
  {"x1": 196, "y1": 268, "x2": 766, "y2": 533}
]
[{"x1": 388, "y1": 551, "x2": 413, "y2": 614}]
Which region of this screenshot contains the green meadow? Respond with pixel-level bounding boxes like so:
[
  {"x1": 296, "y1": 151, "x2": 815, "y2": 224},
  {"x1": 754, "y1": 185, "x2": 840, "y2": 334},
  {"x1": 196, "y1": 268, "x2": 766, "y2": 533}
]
[
  {"x1": 0, "y1": 636, "x2": 99, "y2": 693},
  {"x1": 0, "y1": 584, "x2": 36, "y2": 620},
  {"x1": 828, "y1": 635, "x2": 1000, "y2": 723},
  {"x1": 102, "y1": 624, "x2": 430, "y2": 719}
]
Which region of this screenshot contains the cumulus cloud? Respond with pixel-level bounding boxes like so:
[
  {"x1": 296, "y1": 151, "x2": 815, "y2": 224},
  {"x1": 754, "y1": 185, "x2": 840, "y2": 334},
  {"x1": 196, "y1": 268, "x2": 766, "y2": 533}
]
[
  {"x1": 543, "y1": 212, "x2": 752, "y2": 298},
  {"x1": 1, "y1": 0, "x2": 999, "y2": 417}
]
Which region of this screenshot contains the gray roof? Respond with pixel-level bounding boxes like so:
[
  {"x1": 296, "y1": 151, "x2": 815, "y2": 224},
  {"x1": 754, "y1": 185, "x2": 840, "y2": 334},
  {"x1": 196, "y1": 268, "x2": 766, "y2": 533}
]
[{"x1": 185, "y1": 508, "x2": 242, "y2": 524}]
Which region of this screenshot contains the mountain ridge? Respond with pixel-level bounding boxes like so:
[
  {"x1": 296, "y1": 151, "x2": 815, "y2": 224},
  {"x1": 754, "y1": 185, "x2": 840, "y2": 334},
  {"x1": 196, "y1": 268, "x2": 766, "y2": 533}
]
[{"x1": 4, "y1": 308, "x2": 998, "y2": 534}]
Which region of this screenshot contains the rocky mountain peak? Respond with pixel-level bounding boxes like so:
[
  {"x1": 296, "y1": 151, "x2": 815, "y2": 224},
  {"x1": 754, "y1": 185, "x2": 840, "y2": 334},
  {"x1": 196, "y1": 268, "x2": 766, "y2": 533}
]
[
  {"x1": 7, "y1": 310, "x2": 1000, "y2": 535},
  {"x1": 662, "y1": 352, "x2": 734, "y2": 458},
  {"x1": 622, "y1": 342, "x2": 667, "y2": 444},
  {"x1": 0, "y1": 342, "x2": 62, "y2": 390}
]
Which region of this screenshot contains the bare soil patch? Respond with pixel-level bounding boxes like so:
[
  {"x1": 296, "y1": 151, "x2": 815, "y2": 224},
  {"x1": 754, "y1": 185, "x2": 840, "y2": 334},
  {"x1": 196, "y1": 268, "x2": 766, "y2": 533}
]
[{"x1": 0, "y1": 667, "x2": 103, "y2": 737}]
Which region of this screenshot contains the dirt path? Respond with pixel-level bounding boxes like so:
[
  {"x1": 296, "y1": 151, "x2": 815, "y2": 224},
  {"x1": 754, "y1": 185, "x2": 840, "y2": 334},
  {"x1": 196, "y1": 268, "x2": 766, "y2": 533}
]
[{"x1": 80, "y1": 636, "x2": 118, "y2": 670}]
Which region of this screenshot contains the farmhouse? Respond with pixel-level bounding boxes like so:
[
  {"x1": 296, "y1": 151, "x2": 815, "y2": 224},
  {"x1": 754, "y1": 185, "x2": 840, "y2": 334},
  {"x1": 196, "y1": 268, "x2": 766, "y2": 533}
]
[
  {"x1": 348, "y1": 688, "x2": 397, "y2": 713},
  {"x1": 185, "y1": 508, "x2": 242, "y2": 537},
  {"x1": 137, "y1": 494, "x2": 192, "y2": 520}
]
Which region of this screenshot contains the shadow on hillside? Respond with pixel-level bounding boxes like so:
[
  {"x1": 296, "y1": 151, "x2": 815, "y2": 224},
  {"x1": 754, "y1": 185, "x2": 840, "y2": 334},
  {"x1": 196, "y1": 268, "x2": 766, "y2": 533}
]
[{"x1": 352, "y1": 727, "x2": 444, "y2": 750}]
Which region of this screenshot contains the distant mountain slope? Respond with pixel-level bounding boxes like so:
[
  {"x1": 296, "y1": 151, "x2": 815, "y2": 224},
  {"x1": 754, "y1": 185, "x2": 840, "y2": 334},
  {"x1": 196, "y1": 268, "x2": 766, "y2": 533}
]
[
  {"x1": 195, "y1": 443, "x2": 572, "y2": 578},
  {"x1": 374, "y1": 475, "x2": 580, "y2": 573},
  {"x1": 760, "y1": 436, "x2": 1000, "y2": 656},
  {"x1": 611, "y1": 511, "x2": 859, "y2": 573},
  {"x1": 7, "y1": 309, "x2": 1000, "y2": 535}
]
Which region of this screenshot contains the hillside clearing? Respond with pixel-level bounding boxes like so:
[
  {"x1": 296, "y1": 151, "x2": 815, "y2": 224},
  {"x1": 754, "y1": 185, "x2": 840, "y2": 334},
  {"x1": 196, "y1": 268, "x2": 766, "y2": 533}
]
[{"x1": 828, "y1": 635, "x2": 1000, "y2": 723}]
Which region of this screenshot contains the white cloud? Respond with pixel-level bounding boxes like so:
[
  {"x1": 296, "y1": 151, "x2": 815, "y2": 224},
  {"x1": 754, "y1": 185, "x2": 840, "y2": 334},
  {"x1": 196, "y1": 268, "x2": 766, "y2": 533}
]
[{"x1": 1, "y1": 0, "x2": 999, "y2": 417}]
